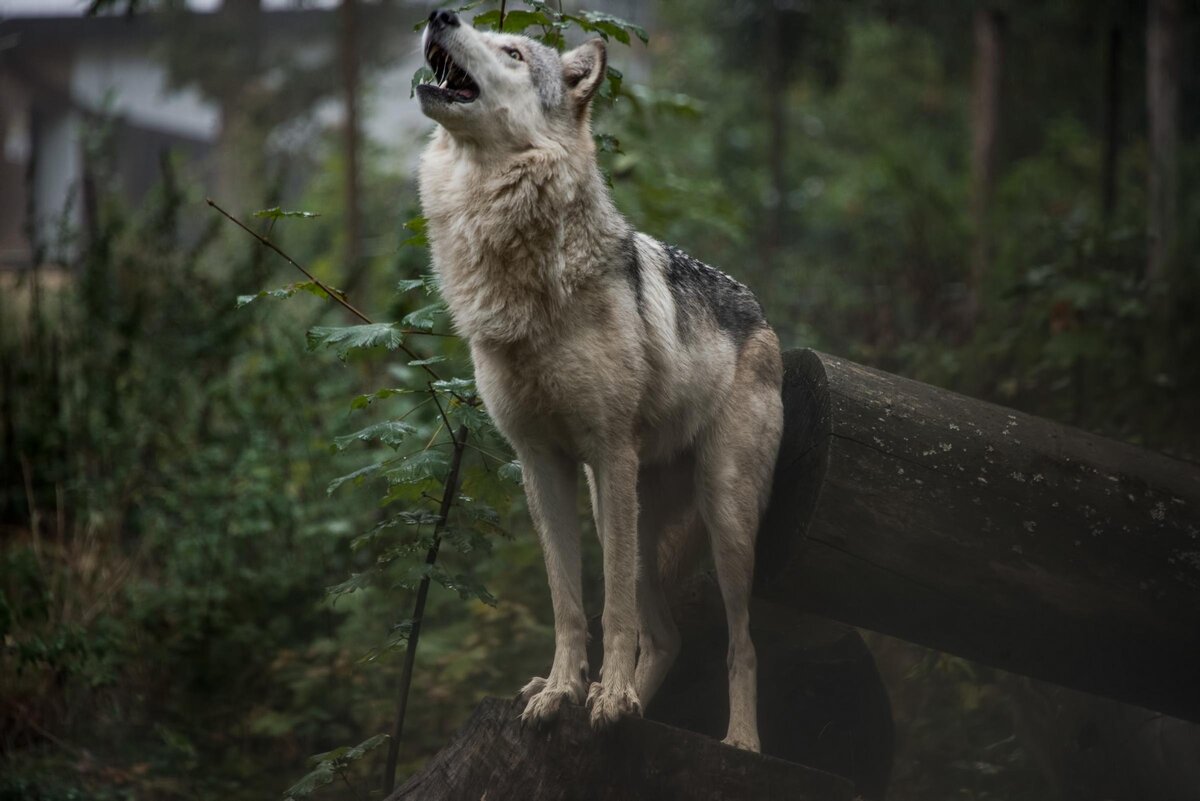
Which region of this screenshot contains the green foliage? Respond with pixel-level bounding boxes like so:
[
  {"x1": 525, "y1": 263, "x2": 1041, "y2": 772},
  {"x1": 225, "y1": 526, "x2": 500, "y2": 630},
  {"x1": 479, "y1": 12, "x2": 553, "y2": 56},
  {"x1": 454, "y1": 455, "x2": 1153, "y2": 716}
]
[
  {"x1": 334, "y1": 421, "x2": 419, "y2": 451},
  {"x1": 283, "y1": 734, "x2": 389, "y2": 801},
  {"x1": 306, "y1": 323, "x2": 407, "y2": 356},
  {"x1": 237, "y1": 281, "x2": 331, "y2": 307}
]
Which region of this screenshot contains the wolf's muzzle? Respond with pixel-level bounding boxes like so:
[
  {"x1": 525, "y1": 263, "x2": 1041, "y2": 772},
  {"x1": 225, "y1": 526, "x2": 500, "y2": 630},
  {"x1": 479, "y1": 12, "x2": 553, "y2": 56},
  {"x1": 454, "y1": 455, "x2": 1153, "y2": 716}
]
[{"x1": 428, "y1": 9, "x2": 461, "y2": 31}]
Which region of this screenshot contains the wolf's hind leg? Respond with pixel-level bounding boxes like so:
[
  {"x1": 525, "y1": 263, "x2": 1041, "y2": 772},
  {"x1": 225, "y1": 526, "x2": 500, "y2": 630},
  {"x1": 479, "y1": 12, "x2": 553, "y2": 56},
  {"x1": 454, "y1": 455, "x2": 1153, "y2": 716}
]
[
  {"x1": 695, "y1": 330, "x2": 784, "y2": 753},
  {"x1": 517, "y1": 448, "x2": 589, "y2": 725},
  {"x1": 632, "y1": 459, "x2": 696, "y2": 707}
]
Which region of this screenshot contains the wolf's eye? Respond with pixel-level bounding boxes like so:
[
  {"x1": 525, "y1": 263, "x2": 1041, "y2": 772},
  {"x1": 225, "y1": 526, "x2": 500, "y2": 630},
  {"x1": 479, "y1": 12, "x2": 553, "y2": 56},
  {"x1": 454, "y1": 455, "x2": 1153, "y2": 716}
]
[{"x1": 503, "y1": 47, "x2": 524, "y2": 62}]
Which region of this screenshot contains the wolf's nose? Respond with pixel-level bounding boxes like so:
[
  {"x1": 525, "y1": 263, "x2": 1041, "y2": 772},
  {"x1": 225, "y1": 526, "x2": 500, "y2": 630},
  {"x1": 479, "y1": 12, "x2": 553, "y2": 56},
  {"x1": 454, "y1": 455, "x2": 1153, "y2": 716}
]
[{"x1": 428, "y1": 9, "x2": 460, "y2": 29}]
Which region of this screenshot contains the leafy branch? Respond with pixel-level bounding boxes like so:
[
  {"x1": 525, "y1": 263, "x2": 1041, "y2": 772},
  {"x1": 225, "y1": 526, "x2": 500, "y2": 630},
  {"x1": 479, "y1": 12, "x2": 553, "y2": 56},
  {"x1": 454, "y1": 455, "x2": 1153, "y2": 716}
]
[{"x1": 206, "y1": 197, "x2": 477, "y2": 797}]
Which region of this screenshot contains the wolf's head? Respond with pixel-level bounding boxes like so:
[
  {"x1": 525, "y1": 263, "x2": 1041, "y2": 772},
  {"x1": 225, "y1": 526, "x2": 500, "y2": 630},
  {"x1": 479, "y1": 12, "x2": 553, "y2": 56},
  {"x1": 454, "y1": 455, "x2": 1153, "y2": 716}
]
[{"x1": 417, "y1": 10, "x2": 607, "y2": 150}]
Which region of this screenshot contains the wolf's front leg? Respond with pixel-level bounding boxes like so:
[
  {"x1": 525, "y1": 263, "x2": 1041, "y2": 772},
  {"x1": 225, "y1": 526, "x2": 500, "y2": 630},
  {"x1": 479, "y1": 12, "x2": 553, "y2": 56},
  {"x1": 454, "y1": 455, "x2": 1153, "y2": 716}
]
[
  {"x1": 517, "y1": 448, "x2": 589, "y2": 726},
  {"x1": 586, "y1": 444, "x2": 643, "y2": 729}
]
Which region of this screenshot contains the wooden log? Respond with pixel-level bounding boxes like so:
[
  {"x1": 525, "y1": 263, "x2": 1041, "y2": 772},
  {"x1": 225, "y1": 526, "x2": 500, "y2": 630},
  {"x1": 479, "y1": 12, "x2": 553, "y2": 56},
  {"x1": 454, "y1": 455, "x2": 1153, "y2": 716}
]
[
  {"x1": 757, "y1": 349, "x2": 1200, "y2": 722},
  {"x1": 640, "y1": 576, "x2": 893, "y2": 800},
  {"x1": 387, "y1": 697, "x2": 853, "y2": 801}
]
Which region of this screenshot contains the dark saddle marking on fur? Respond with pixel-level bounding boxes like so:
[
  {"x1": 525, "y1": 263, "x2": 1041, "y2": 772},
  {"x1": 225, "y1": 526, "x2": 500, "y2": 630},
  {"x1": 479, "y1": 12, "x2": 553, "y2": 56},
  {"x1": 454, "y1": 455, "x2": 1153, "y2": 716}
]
[
  {"x1": 662, "y1": 242, "x2": 765, "y2": 345},
  {"x1": 621, "y1": 232, "x2": 645, "y2": 316}
]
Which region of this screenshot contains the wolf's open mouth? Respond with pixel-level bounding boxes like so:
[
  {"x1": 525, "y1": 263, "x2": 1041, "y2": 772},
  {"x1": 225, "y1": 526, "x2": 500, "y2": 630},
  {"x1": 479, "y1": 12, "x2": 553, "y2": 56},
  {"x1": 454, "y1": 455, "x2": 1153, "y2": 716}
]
[{"x1": 425, "y1": 42, "x2": 479, "y2": 103}]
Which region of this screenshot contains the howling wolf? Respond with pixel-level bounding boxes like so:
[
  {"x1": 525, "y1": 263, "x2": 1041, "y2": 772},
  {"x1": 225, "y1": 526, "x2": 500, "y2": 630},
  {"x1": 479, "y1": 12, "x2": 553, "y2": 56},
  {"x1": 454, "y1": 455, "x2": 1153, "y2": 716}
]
[{"x1": 416, "y1": 9, "x2": 783, "y2": 752}]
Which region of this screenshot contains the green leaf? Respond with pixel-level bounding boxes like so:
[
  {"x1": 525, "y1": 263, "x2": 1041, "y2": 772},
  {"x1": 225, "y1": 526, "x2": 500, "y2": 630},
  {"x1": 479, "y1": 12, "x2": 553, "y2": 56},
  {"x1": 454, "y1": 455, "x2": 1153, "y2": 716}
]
[
  {"x1": 396, "y1": 278, "x2": 426, "y2": 294},
  {"x1": 326, "y1": 570, "x2": 375, "y2": 598},
  {"x1": 601, "y1": 65, "x2": 624, "y2": 102},
  {"x1": 444, "y1": 526, "x2": 493, "y2": 556},
  {"x1": 377, "y1": 533, "x2": 437, "y2": 566},
  {"x1": 401, "y1": 303, "x2": 447, "y2": 331},
  {"x1": 350, "y1": 387, "x2": 413, "y2": 411},
  {"x1": 409, "y1": 65, "x2": 434, "y2": 98},
  {"x1": 578, "y1": 10, "x2": 647, "y2": 44},
  {"x1": 360, "y1": 620, "x2": 414, "y2": 662},
  {"x1": 431, "y1": 376, "x2": 476, "y2": 396},
  {"x1": 385, "y1": 448, "x2": 449, "y2": 486},
  {"x1": 464, "y1": 501, "x2": 503, "y2": 529},
  {"x1": 351, "y1": 511, "x2": 443, "y2": 552},
  {"x1": 327, "y1": 462, "x2": 383, "y2": 495},
  {"x1": 408, "y1": 355, "x2": 447, "y2": 367},
  {"x1": 283, "y1": 763, "x2": 336, "y2": 800},
  {"x1": 253, "y1": 206, "x2": 320, "y2": 220},
  {"x1": 505, "y1": 9, "x2": 550, "y2": 32},
  {"x1": 334, "y1": 420, "x2": 418, "y2": 451},
  {"x1": 448, "y1": 398, "x2": 492, "y2": 433},
  {"x1": 425, "y1": 566, "x2": 497, "y2": 606},
  {"x1": 497, "y1": 460, "x2": 523, "y2": 485},
  {"x1": 335, "y1": 733, "x2": 389, "y2": 765},
  {"x1": 236, "y1": 281, "x2": 331, "y2": 308},
  {"x1": 400, "y1": 215, "x2": 428, "y2": 247},
  {"x1": 471, "y1": 9, "x2": 499, "y2": 28},
  {"x1": 306, "y1": 323, "x2": 405, "y2": 356},
  {"x1": 594, "y1": 133, "x2": 621, "y2": 154}
]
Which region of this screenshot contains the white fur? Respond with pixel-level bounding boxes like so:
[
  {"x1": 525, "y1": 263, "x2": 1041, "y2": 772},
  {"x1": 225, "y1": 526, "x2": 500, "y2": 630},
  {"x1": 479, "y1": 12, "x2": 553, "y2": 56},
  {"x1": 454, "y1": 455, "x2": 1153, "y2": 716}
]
[{"x1": 416, "y1": 18, "x2": 783, "y2": 751}]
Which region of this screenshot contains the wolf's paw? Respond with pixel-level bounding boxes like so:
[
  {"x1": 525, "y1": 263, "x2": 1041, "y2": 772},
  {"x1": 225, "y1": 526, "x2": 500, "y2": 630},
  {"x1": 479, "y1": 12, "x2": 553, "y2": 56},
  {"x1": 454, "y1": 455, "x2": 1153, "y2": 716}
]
[
  {"x1": 585, "y1": 680, "x2": 641, "y2": 730},
  {"x1": 517, "y1": 675, "x2": 586, "y2": 727},
  {"x1": 721, "y1": 733, "x2": 761, "y2": 753}
]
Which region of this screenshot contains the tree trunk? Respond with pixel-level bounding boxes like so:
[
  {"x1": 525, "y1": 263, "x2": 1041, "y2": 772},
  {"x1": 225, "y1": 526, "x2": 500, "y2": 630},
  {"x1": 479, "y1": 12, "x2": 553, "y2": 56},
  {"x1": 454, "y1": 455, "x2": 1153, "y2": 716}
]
[
  {"x1": 339, "y1": 0, "x2": 364, "y2": 295},
  {"x1": 966, "y1": 5, "x2": 1004, "y2": 329},
  {"x1": 213, "y1": 0, "x2": 266, "y2": 211},
  {"x1": 757, "y1": 349, "x2": 1200, "y2": 723},
  {"x1": 387, "y1": 697, "x2": 854, "y2": 801},
  {"x1": 761, "y1": 1, "x2": 790, "y2": 271},
  {"x1": 1146, "y1": 0, "x2": 1179, "y2": 283},
  {"x1": 1101, "y1": 25, "x2": 1122, "y2": 222}
]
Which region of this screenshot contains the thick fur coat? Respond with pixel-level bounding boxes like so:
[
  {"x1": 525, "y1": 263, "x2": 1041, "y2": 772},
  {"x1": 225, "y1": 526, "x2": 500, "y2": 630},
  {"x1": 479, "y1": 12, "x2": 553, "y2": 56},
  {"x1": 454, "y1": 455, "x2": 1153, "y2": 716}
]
[{"x1": 416, "y1": 10, "x2": 784, "y2": 751}]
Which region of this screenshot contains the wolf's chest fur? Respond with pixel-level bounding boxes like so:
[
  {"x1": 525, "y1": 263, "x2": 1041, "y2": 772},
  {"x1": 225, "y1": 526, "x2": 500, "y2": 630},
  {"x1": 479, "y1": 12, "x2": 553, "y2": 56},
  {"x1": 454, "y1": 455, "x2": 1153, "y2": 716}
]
[
  {"x1": 419, "y1": 132, "x2": 765, "y2": 463},
  {"x1": 419, "y1": 135, "x2": 624, "y2": 346}
]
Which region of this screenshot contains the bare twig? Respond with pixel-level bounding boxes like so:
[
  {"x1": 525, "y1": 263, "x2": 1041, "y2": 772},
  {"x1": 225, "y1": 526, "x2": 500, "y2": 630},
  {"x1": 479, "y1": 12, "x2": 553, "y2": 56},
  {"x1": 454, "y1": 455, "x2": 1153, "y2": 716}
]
[
  {"x1": 206, "y1": 197, "x2": 452, "y2": 384},
  {"x1": 382, "y1": 424, "x2": 470, "y2": 794},
  {"x1": 206, "y1": 197, "x2": 372, "y2": 324},
  {"x1": 429, "y1": 382, "x2": 456, "y2": 436}
]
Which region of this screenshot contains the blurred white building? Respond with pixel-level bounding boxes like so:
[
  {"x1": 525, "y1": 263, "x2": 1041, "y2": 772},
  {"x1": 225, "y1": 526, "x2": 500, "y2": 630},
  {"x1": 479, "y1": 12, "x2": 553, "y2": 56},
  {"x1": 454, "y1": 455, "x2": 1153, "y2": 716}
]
[{"x1": 0, "y1": 0, "x2": 650, "y2": 268}]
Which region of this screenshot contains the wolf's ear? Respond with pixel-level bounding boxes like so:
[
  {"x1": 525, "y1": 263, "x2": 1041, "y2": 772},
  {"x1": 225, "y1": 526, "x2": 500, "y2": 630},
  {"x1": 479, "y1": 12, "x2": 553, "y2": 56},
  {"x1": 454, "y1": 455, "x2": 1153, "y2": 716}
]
[{"x1": 562, "y1": 38, "x2": 607, "y2": 111}]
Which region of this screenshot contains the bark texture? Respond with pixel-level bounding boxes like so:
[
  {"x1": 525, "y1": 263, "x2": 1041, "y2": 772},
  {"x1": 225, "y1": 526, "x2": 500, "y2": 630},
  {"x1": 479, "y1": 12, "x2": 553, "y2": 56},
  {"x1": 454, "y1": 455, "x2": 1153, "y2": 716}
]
[
  {"x1": 967, "y1": 5, "x2": 1004, "y2": 326},
  {"x1": 757, "y1": 349, "x2": 1200, "y2": 722},
  {"x1": 387, "y1": 697, "x2": 853, "y2": 801},
  {"x1": 1147, "y1": 0, "x2": 1179, "y2": 282}
]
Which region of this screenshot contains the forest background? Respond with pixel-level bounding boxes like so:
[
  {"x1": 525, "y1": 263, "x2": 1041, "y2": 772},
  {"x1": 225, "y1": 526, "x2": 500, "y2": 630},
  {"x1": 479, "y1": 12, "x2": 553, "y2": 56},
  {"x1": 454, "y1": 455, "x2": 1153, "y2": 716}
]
[{"x1": 2, "y1": 0, "x2": 1198, "y2": 799}]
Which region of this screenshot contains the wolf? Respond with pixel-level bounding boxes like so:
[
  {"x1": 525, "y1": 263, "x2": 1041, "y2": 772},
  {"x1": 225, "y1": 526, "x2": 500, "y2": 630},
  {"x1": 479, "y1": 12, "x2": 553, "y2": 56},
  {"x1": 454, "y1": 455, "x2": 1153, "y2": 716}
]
[{"x1": 415, "y1": 9, "x2": 784, "y2": 752}]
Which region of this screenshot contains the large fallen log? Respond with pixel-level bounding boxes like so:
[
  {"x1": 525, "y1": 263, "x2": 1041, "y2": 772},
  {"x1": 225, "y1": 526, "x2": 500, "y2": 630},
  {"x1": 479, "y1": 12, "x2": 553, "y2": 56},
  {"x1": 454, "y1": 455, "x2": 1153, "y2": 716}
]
[
  {"x1": 758, "y1": 349, "x2": 1200, "y2": 722},
  {"x1": 641, "y1": 577, "x2": 893, "y2": 799},
  {"x1": 387, "y1": 697, "x2": 854, "y2": 801}
]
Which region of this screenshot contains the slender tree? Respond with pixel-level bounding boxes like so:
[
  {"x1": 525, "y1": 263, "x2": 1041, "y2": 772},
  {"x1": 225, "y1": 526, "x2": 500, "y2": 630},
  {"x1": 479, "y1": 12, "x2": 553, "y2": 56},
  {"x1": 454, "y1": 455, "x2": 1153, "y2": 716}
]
[
  {"x1": 340, "y1": 0, "x2": 365, "y2": 295},
  {"x1": 1101, "y1": 24, "x2": 1122, "y2": 222},
  {"x1": 762, "y1": 0, "x2": 792, "y2": 271},
  {"x1": 967, "y1": 4, "x2": 1004, "y2": 328},
  {"x1": 1146, "y1": 0, "x2": 1179, "y2": 284}
]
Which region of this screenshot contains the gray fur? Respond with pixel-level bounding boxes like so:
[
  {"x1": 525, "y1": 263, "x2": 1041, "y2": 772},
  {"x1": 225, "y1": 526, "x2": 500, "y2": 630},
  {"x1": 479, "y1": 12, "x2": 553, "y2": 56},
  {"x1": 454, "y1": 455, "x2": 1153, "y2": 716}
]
[
  {"x1": 662, "y1": 243, "x2": 766, "y2": 345},
  {"x1": 417, "y1": 16, "x2": 784, "y2": 752}
]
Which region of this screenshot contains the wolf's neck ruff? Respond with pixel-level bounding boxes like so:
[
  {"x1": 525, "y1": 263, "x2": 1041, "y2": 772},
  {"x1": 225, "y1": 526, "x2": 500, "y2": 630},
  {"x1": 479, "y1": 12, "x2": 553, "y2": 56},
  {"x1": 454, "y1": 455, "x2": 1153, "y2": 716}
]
[{"x1": 420, "y1": 131, "x2": 630, "y2": 345}]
